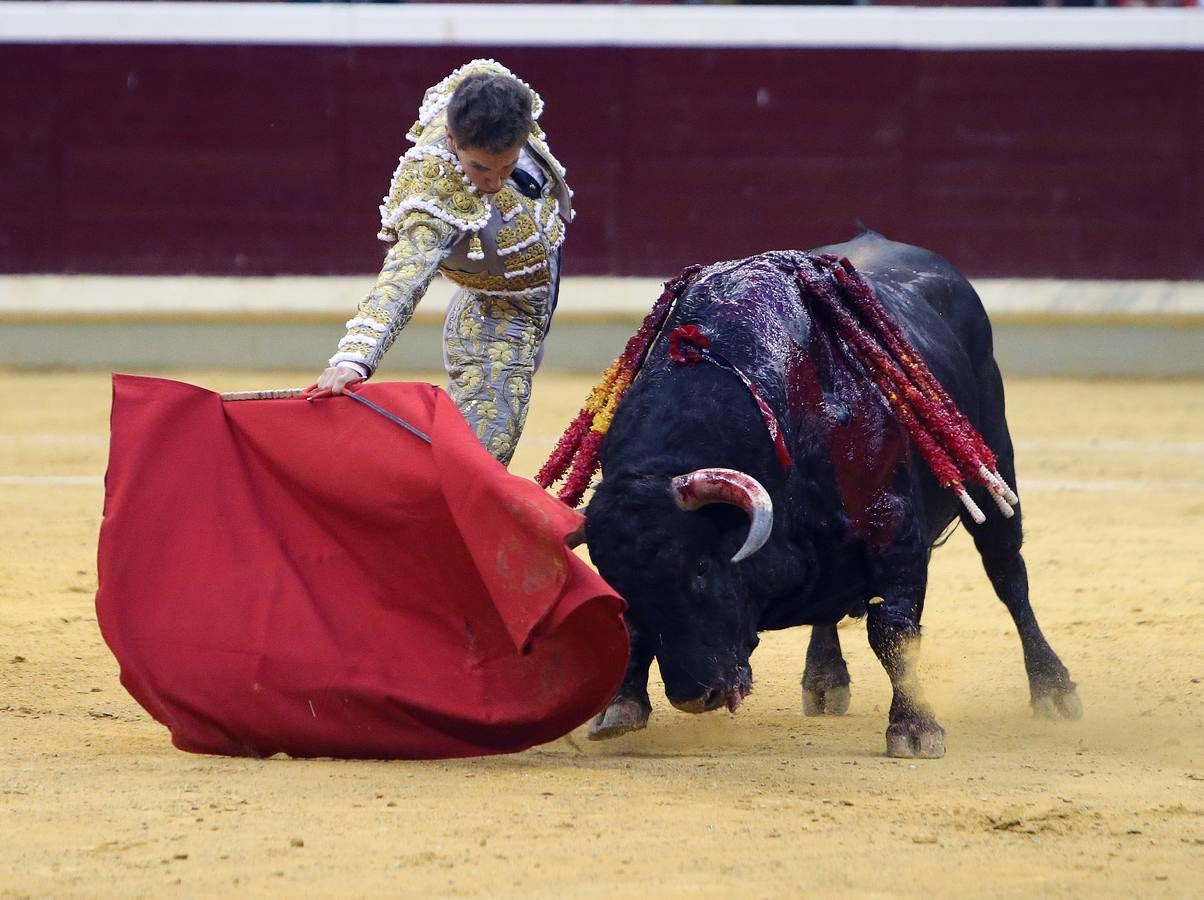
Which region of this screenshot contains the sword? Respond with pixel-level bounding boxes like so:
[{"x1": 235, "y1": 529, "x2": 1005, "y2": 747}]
[{"x1": 220, "y1": 385, "x2": 432, "y2": 444}]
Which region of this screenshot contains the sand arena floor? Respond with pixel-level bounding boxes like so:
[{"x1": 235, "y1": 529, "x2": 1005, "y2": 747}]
[{"x1": 1, "y1": 369, "x2": 1202, "y2": 898}]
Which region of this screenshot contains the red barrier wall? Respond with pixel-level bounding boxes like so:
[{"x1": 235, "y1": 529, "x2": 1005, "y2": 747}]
[{"x1": 2, "y1": 45, "x2": 1200, "y2": 278}]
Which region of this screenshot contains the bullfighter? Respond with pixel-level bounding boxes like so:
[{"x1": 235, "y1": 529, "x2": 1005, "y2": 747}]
[{"x1": 315, "y1": 59, "x2": 573, "y2": 465}]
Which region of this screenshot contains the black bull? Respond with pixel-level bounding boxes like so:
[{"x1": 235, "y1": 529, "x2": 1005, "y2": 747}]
[{"x1": 582, "y1": 231, "x2": 1081, "y2": 758}]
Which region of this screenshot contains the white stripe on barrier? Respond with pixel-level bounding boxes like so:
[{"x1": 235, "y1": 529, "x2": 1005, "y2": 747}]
[
  {"x1": 2, "y1": 3, "x2": 1202, "y2": 50},
  {"x1": 3, "y1": 276, "x2": 1204, "y2": 319}
]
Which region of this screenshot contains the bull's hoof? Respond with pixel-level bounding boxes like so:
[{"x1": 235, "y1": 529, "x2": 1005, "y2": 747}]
[
  {"x1": 885, "y1": 719, "x2": 946, "y2": 759},
  {"x1": 1032, "y1": 688, "x2": 1084, "y2": 721},
  {"x1": 587, "y1": 697, "x2": 651, "y2": 741},
  {"x1": 802, "y1": 684, "x2": 851, "y2": 717}
]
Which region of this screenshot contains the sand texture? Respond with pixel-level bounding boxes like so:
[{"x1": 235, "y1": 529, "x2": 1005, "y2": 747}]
[{"x1": 1, "y1": 371, "x2": 1202, "y2": 898}]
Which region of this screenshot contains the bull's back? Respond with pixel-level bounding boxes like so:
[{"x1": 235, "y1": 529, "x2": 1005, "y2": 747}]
[
  {"x1": 812, "y1": 230, "x2": 1009, "y2": 538},
  {"x1": 811, "y1": 230, "x2": 993, "y2": 366}
]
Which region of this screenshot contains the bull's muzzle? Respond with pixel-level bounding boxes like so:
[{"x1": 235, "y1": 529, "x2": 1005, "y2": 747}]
[{"x1": 670, "y1": 684, "x2": 750, "y2": 715}]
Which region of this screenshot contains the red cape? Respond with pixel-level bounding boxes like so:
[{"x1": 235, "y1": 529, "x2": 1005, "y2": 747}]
[{"x1": 96, "y1": 375, "x2": 627, "y2": 759}]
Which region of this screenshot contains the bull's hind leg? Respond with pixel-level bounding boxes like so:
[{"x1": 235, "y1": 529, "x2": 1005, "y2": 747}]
[
  {"x1": 971, "y1": 366, "x2": 1081, "y2": 719},
  {"x1": 801, "y1": 625, "x2": 851, "y2": 715},
  {"x1": 588, "y1": 624, "x2": 654, "y2": 740},
  {"x1": 965, "y1": 491, "x2": 1082, "y2": 720}
]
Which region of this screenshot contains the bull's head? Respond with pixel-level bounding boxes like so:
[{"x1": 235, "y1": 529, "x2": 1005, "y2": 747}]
[{"x1": 585, "y1": 467, "x2": 773, "y2": 714}]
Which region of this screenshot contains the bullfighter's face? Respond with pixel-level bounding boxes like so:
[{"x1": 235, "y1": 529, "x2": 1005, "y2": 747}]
[{"x1": 445, "y1": 128, "x2": 522, "y2": 196}]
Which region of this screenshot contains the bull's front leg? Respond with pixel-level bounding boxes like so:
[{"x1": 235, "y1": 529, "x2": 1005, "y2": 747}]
[
  {"x1": 802, "y1": 624, "x2": 851, "y2": 716},
  {"x1": 865, "y1": 546, "x2": 945, "y2": 759},
  {"x1": 588, "y1": 622, "x2": 655, "y2": 740}
]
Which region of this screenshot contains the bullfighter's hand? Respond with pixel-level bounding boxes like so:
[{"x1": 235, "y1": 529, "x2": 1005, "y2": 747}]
[{"x1": 316, "y1": 366, "x2": 364, "y2": 395}]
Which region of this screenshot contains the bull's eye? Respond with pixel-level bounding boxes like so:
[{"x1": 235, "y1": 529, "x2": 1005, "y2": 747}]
[{"x1": 696, "y1": 559, "x2": 711, "y2": 578}]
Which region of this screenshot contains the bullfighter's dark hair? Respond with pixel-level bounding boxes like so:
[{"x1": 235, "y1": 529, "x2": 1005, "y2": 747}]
[{"x1": 447, "y1": 73, "x2": 533, "y2": 154}]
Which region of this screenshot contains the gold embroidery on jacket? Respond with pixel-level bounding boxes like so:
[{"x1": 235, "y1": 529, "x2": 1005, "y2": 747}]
[
  {"x1": 330, "y1": 213, "x2": 457, "y2": 372},
  {"x1": 378, "y1": 149, "x2": 489, "y2": 243}
]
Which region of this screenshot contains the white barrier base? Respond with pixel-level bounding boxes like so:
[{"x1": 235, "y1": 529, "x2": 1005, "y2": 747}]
[{"x1": 2, "y1": 275, "x2": 1201, "y2": 377}]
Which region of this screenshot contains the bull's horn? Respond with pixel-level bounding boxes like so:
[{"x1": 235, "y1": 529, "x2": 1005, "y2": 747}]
[{"x1": 671, "y1": 468, "x2": 773, "y2": 563}]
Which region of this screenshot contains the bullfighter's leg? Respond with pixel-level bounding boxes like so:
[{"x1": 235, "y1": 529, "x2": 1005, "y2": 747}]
[
  {"x1": 866, "y1": 537, "x2": 946, "y2": 759},
  {"x1": 963, "y1": 469, "x2": 1082, "y2": 720},
  {"x1": 801, "y1": 625, "x2": 851, "y2": 716},
  {"x1": 588, "y1": 623, "x2": 655, "y2": 740},
  {"x1": 443, "y1": 289, "x2": 549, "y2": 466}
]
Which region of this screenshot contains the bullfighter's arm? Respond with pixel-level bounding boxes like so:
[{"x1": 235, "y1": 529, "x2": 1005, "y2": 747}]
[{"x1": 328, "y1": 212, "x2": 459, "y2": 377}]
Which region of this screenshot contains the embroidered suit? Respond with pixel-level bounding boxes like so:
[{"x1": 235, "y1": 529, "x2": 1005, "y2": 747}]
[{"x1": 329, "y1": 59, "x2": 572, "y2": 465}]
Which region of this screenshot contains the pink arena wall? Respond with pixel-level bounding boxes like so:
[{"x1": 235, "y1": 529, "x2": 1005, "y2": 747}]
[{"x1": 2, "y1": 43, "x2": 1201, "y2": 279}]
